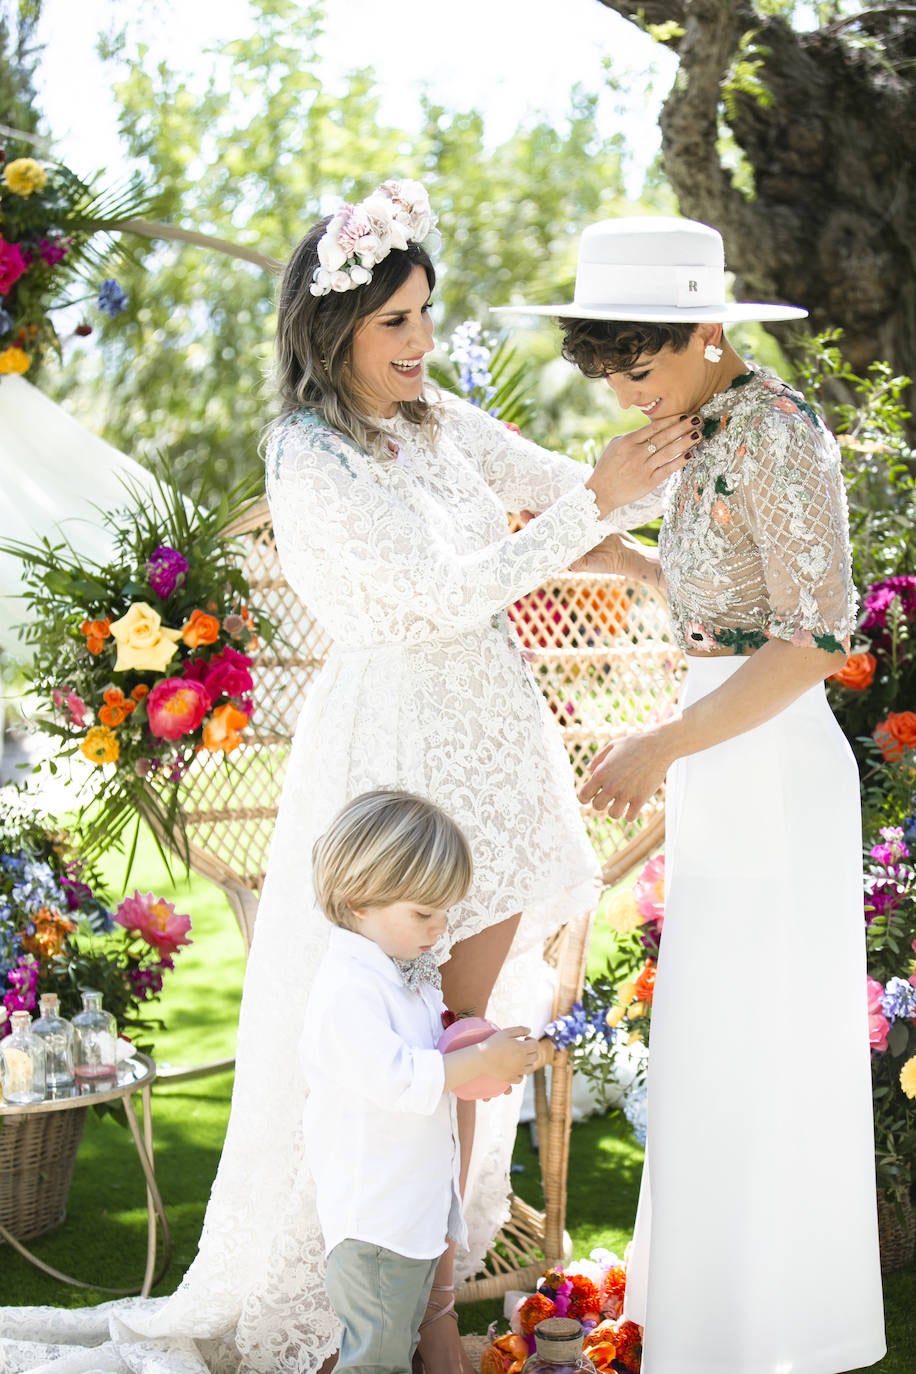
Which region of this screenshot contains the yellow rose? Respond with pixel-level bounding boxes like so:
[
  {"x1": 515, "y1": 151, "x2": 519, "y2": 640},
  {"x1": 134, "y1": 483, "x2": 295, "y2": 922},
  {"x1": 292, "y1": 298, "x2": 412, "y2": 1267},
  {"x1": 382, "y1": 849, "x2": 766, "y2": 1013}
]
[
  {"x1": 606, "y1": 1006, "x2": 626, "y2": 1029},
  {"x1": 109, "y1": 602, "x2": 182, "y2": 672},
  {"x1": 3, "y1": 157, "x2": 48, "y2": 196},
  {"x1": 605, "y1": 888, "x2": 643, "y2": 935},
  {"x1": 900, "y1": 1055, "x2": 916, "y2": 1100},
  {"x1": 0, "y1": 345, "x2": 31, "y2": 375}
]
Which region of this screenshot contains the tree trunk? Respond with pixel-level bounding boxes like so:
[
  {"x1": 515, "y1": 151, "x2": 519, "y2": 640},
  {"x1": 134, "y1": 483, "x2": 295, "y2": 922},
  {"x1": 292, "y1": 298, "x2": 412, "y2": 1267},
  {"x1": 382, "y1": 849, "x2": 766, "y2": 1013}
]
[{"x1": 595, "y1": 1, "x2": 916, "y2": 427}]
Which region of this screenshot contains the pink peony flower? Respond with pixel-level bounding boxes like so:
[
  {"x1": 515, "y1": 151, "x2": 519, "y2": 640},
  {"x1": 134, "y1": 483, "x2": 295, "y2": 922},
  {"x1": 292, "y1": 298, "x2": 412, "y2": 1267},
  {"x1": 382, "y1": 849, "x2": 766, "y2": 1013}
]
[
  {"x1": 113, "y1": 890, "x2": 192, "y2": 957},
  {"x1": 866, "y1": 976, "x2": 890, "y2": 1052},
  {"x1": 633, "y1": 855, "x2": 665, "y2": 926},
  {"x1": 146, "y1": 676, "x2": 210, "y2": 740},
  {"x1": 0, "y1": 236, "x2": 28, "y2": 293}
]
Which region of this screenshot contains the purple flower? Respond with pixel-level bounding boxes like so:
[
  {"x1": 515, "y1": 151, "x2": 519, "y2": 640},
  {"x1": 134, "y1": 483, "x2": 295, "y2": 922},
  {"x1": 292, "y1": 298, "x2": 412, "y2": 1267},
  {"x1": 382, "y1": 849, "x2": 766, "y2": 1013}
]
[
  {"x1": 3, "y1": 957, "x2": 39, "y2": 1014},
  {"x1": 870, "y1": 828, "x2": 910, "y2": 865},
  {"x1": 880, "y1": 977, "x2": 916, "y2": 1025},
  {"x1": 38, "y1": 236, "x2": 69, "y2": 266},
  {"x1": 146, "y1": 544, "x2": 189, "y2": 599},
  {"x1": 97, "y1": 278, "x2": 129, "y2": 317}
]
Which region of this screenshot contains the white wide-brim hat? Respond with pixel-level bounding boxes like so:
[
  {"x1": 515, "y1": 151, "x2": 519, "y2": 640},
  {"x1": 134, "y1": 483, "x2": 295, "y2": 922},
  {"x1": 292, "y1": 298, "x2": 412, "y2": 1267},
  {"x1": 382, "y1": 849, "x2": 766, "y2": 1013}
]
[{"x1": 494, "y1": 216, "x2": 807, "y2": 324}]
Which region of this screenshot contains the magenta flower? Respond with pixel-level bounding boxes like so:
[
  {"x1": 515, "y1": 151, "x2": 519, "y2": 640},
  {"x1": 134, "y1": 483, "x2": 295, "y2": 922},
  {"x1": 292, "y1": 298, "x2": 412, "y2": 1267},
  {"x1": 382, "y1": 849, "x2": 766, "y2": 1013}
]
[
  {"x1": 146, "y1": 545, "x2": 189, "y2": 599},
  {"x1": 3, "y1": 957, "x2": 39, "y2": 1015},
  {"x1": 113, "y1": 890, "x2": 192, "y2": 958},
  {"x1": 870, "y1": 828, "x2": 910, "y2": 865},
  {"x1": 0, "y1": 236, "x2": 28, "y2": 293},
  {"x1": 184, "y1": 645, "x2": 254, "y2": 705},
  {"x1": 146, "y1": 676, "x2": 210, "y2": 740},
  {"x1": 38, "y1": 236, "x2": 69, "y2": 266},
  {"x1": 860, "y1": 575, "x2": 916, "y2": 649}
]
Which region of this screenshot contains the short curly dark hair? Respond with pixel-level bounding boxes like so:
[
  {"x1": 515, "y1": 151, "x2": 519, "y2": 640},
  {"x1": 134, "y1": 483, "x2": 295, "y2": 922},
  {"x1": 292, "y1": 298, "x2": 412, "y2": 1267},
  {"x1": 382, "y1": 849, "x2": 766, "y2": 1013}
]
[{"x1": 558, "y1": 318, "x2": 698, "y2": 377}]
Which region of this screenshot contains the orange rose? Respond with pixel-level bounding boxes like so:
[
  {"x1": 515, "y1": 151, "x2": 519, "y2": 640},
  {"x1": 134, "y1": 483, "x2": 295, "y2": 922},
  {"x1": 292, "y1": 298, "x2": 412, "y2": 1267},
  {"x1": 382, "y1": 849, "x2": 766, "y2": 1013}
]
[
  {"x1": 633, "y1": 959, "x2": 657, "y2": 1007},
  {"x1": 479, "y1": 1333, "x2": 530, "y2": 1374},
  {"x1": 582, "y1": 1320, "x2": 619, "y2": 1371},
  {"x1": 201, "y1": 701, "x2": 250, "y2": 754},
  {"x1": 182, "y1": 608, "x2": 221, "y2": 648},
  {"x1": 874, "y1": 711, "x2": 916, "y2": 762},
  {"x1": 80, "y1": 618, "x2": 111, "y2": 655},
  {"x1": 829, "y1": 651, "x2": 877, "y2": 691},
  {"x1": 131, "y1": 683, "x2": 150, "y2": 701}
]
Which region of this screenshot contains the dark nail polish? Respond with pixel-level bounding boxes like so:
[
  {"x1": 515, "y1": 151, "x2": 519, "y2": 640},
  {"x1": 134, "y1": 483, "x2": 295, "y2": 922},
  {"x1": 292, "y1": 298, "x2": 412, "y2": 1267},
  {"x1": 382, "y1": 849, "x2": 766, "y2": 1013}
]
[
  {"x1": 691, "y1": 415, "x2": 702, "y2": 425},
  {"x1": 691, "y1": 429, "x2": 700, "y2": 439}
]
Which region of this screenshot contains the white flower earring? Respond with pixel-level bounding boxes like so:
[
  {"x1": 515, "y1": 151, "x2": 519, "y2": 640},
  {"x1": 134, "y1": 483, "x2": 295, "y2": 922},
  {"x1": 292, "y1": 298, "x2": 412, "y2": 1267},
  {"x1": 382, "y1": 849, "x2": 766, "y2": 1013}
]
[{"x1": 703, "y1": 343, "x2": 724, "y2": 363}]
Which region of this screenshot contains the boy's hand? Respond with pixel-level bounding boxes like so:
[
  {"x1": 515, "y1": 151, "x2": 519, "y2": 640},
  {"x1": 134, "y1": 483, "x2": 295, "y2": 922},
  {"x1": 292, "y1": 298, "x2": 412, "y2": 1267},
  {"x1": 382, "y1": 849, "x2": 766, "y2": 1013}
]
[{"x1": 479, "y1": 1025, "x2": 539, "y2": 1084}]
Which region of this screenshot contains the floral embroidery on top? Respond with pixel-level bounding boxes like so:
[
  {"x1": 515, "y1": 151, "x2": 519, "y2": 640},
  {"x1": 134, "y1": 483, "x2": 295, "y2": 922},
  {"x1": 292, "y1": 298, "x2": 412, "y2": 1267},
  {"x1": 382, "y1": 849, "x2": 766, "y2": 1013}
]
[{"x1": 658, "y1": 367, "x2": 856, "y2": 657}]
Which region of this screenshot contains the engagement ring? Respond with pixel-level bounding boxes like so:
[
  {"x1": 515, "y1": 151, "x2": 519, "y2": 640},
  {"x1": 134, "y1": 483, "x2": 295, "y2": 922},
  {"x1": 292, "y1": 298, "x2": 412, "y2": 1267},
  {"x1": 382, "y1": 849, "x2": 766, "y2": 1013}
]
[{"x1": 646, "y1": 442, "x2": 658, "y2": 456}]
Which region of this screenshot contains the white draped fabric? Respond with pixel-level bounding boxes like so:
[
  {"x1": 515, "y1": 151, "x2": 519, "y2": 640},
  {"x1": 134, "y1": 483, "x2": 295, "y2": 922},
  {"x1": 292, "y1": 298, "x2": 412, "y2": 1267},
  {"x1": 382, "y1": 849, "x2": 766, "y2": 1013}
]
[{"x1": 0, "y1": 375, "x2": 159, "y2": 659}]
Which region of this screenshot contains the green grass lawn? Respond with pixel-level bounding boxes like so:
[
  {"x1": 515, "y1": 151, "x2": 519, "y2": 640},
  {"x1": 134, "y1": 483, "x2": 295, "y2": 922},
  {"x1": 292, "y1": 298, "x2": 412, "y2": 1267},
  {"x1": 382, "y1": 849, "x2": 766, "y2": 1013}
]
[{"x1": 1, "y1": 840, "x2": 913, "y2": 1370}]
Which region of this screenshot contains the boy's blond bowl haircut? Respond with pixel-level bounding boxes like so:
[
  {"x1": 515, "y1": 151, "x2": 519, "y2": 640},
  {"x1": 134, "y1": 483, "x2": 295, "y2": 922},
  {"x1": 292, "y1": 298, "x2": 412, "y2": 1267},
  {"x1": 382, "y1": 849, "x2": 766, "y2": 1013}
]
[{"x1": 312, "y1": 789, "x2": 473, "y2": 930}]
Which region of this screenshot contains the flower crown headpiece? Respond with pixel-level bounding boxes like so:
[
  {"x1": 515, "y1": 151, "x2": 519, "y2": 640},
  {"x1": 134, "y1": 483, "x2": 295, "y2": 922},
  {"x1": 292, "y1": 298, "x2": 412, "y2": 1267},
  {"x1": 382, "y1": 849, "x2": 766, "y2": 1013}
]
[{"x1": 310, "y1": 179, "x2": 438, "y2": 297}]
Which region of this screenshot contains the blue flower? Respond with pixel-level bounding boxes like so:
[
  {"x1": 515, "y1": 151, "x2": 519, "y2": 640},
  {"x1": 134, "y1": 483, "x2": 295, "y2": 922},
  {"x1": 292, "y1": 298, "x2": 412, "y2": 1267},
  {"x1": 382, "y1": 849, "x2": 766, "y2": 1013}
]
[
  {"x1": 881, "y1": 977, "x2": 916, "y2": 1025},
  {"x1": 97, "y1": 278, "x2": 129, "y2": 317}
]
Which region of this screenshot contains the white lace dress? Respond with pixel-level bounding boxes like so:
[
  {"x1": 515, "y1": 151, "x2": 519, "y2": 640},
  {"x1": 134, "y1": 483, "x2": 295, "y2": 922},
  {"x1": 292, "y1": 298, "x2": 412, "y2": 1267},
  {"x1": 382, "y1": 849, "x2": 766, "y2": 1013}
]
[{"x1": 0, "y1": 392, "x2": 657, "y2": 1374}]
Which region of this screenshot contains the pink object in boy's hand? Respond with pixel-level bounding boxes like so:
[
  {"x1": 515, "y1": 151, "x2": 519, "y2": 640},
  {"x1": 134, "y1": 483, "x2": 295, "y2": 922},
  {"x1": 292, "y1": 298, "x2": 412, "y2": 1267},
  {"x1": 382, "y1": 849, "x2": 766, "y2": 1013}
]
[{"x1": 437, "y1": 1016, "x2": 512, "y2": 1100}]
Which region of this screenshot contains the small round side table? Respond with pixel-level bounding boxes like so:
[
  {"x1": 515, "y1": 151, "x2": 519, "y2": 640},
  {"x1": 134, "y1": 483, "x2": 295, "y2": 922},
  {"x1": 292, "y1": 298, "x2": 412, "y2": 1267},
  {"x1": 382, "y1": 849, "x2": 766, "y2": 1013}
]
[{"x1": 0, "y1": 1051, "x2": 171, "y2": 1296}]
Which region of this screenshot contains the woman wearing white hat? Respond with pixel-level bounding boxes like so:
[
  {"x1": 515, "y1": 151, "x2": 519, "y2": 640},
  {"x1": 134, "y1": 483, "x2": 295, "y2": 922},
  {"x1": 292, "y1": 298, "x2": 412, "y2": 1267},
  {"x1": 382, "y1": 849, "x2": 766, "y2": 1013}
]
[{"x1": 498, "y1": 218, "x2": 886, "y2": 1373}]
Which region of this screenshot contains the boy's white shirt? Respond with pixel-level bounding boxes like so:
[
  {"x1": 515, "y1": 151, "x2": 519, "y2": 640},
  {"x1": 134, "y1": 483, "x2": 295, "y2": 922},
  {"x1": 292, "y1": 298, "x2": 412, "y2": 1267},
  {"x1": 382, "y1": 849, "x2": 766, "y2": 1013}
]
[{"x1": 300, "y1": 925, "x2": 467, "y2": 1260}]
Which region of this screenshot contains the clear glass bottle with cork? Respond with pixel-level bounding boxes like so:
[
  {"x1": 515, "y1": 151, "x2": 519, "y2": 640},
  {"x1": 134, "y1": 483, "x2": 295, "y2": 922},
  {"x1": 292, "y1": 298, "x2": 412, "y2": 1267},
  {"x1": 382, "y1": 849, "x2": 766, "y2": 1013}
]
[
  {"x1": 32, "y1": 991, "x2": 75, "y2": 1092},
  {"x1": 0, "y1": 1010, "x2": 47, "y2": 1104},
  {"x1": 521, "y1": 1318, "x2": 597, "y2": 1373}
]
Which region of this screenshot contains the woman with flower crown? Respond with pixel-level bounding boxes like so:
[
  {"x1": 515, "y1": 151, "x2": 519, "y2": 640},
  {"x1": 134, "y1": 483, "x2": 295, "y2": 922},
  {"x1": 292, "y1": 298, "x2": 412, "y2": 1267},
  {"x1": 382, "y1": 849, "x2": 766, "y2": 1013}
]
[
  {"x1": 497, "y1": 217, "x2": 886, "y2": 1373},
  {"x1": 0, "y1": 182, "x2": 697, "y2": 1374}
]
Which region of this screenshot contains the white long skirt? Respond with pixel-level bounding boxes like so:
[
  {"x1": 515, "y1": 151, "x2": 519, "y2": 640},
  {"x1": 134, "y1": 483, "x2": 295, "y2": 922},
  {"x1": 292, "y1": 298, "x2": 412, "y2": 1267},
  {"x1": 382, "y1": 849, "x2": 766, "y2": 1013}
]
[{"x1": 623, "y1": 657, "x2": 886, "y2": 1374}]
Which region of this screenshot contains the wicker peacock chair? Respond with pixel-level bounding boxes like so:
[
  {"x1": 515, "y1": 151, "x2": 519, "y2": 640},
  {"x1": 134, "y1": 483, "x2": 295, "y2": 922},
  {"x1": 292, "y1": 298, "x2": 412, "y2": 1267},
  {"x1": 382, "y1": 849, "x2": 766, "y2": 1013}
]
[{"x1": 163, "y1": 495, "x2": 684, "y2": 1296}]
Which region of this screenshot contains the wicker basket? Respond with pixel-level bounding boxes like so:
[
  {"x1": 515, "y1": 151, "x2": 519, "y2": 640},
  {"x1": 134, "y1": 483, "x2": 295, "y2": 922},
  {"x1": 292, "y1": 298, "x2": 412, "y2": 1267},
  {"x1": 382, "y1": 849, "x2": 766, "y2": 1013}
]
[
  {"x1": 877, "y1": 1187, "x2": 915, "y2": 1274},
  {"x1": 0, "y1": 1107, "x2": 87, "y2": 1242}
]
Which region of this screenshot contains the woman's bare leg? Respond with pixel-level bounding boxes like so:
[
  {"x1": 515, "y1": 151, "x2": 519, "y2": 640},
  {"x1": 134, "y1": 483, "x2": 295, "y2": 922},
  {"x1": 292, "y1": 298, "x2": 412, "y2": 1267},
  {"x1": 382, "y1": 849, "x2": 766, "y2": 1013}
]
[{"x1": 417, "y1": 913, "x2": 522, "y2": 1374}]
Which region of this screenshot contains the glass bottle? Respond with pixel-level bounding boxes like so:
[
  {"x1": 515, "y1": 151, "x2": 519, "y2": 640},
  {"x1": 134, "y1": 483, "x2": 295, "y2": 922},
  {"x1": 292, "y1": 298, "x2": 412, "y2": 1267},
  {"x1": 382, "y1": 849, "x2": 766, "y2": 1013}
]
[
  {"x1": 32, "y1": 992, "x2": 75, "y2": 1092},
  {"x1": 521, "y1": 1319, "x2": 597, "y2": 1374},
  {"x1": 0, "y1": 1010, "x2": 47, "y2": 1104},
  {"x1": 71, "y1": 989, "x2": 117, "y2": 1083}
]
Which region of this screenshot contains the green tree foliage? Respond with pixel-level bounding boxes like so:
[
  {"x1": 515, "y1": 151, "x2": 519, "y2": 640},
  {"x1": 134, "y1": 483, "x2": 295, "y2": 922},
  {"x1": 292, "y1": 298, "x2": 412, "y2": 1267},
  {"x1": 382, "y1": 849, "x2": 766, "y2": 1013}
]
[
  {"x1": 0, "y1": 0, "x2": 41, "y2": 138},
  {"x1": 45, "y1": 0, "x2": 667, "y2": 488}
]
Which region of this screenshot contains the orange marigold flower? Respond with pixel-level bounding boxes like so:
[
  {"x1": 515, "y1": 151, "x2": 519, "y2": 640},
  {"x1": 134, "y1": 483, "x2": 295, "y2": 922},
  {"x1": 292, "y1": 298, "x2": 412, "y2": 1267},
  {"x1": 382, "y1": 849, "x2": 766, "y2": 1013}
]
[
  {"x1": 582, "y1": 1320, "x2": 619, "y2": 1371},
  {"x1": 566, "y1": 1273, "x2": 601, "y2": 1321},
  {"x1": 633, "y1": 959, "x2": 657, "y2": 1006},
  {"x1": 479, "y1": 1333, "x2": 529, "y2": 1374},
  {"x1": 79, "y1": 724, "x2": 120, "y2": 765},
  {"x1": 600, "y1": 1265, "x2": 628, "y2": 1319},
  {"x1": 613, "y1": 1320, "x2": 643, "y2": 1373},
  {"x1": 131, "y1": 683, "x2": 150, "y2": 701},
  {"x1": 181, "y1": 608, "x2": 221, "y2": 648},
  {"x1": 80, "y1": 618, "x2": 112, "y2": 655},
  {"x1": 21, "y1": 906, "x2": 77, "y2": 957},
  {"x1": 517, "y1": 1292, "x2": 557, "y2": 1336},
  {"x1": 201, "y1": 701, "x2": 250, "y2": 754}
]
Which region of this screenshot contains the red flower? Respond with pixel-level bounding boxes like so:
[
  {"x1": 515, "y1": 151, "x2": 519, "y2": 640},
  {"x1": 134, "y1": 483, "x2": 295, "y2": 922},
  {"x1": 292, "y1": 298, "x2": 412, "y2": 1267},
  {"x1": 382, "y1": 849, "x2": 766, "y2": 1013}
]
[
  {"x1": 600, "y1": 1265, "x2": 627, "y2": 1319},
  {"x1": 874, "y1": 711, "x2": 916, "y2": 762},
  {"x1": 614, "y1": 1320, "x2": 643, "y2": 1373},
  {"x1": 146, "y1": 676, "x2": 210, "y2": 740}
]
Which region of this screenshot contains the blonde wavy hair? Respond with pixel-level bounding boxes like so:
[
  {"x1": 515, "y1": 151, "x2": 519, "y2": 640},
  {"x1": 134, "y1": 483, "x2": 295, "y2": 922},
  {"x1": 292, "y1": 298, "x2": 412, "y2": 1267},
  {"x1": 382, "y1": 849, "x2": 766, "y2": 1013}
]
[{"x1": 312, "y1": 789, "x2": 473, "y2": 930}]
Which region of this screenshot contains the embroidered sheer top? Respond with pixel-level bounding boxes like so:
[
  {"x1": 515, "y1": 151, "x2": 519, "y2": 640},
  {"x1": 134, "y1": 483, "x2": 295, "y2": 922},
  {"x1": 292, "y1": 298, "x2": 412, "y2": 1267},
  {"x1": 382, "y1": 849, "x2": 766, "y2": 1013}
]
[{"x1": 649, "y1": 367, "x2": 856, "y2": 655}]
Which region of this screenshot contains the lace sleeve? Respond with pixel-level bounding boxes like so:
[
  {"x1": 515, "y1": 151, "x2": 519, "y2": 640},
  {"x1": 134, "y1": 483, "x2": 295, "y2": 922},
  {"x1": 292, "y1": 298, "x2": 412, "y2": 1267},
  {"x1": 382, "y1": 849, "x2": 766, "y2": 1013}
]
[
  {"x1": 441, "y1": 393, "x2": 669, "y2": 530},
  {"x1": 265, "y1": 416, "x2": 612, "y2": 645},
  {"x1": 741, "y1": 406, "x2": 857, "y2": 653}
]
